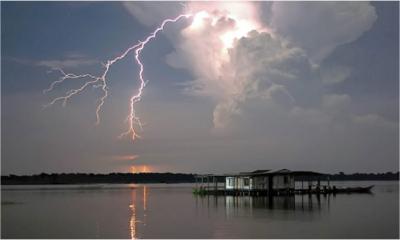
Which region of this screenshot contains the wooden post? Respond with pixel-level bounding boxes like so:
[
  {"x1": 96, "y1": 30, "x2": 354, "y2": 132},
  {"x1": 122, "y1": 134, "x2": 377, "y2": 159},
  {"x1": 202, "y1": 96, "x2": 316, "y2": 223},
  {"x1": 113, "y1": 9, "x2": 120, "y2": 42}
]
[
  {"x1": 223, "y1": 177, "x2": 226, "y2": 190},
  {"x1": 235, "y1": 177, "x2": 237, "y2": 191},
  {"x1": 327, "y1": 176, "x2": 330, "y2": 187},
  {"x1": 248, "y1": 178, "x2": 251, "y2": 195}
]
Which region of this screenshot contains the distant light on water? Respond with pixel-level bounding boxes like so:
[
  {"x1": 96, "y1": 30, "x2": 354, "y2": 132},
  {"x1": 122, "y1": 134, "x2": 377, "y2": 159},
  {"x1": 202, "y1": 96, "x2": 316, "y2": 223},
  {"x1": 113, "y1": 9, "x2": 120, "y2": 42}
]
[
  {"x1": 129, "y1": 190, "x2": 136, "y2": 239},
  {"x1": 129, "y1": 186, "x2": 148, "y2": 239}
]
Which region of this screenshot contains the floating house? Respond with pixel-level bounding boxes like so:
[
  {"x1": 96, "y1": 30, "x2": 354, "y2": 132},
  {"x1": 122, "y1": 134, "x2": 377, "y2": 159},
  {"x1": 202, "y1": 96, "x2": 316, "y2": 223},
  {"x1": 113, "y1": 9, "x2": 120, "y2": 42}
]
[
  {"x1": 195, "y1": 169, "x2": 373, "y2": 196},
  {"x1": 195, "y1": 169, "x2": 329, "y2": 196}
]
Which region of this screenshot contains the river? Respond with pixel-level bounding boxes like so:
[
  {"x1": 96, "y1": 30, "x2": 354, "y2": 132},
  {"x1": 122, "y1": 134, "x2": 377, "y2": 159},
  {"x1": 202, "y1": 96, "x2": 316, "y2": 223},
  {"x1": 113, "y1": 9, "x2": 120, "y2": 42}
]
[{"x1": 1, "y1": 181, "x2": 398, "y2": 238}]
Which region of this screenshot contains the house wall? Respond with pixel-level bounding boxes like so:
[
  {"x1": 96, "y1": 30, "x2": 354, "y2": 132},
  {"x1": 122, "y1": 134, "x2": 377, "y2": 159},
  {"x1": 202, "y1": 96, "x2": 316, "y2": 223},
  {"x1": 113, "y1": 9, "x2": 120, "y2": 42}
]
[
  {"x1": 225, "y1": 174, "x2": 295, "y2": 191},
  {"x1": 225, "y1": 176, "x2": 252, "y2": 190},
  {"x1": 233, "y1": 177, "x2": 251, "y2": 190},
  {"x1": 272, "y1": 175, "x2": 295, "y2": 190},
  {"x1": 238, "y1": 177, "x2": 252, "y2": 190},
  {"x1": 252, "y1": 176, "x2": 269, "y2": 190},
  {"x1": 226, "y1": 177, "x2": 235, "y2": 189}
]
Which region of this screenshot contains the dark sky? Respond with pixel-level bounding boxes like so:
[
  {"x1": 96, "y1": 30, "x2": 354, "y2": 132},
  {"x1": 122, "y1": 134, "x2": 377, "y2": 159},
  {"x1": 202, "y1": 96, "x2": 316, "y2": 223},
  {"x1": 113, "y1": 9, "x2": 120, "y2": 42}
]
[{"x1": 1, "y1": 2, "x2": 398, "y2": 175}]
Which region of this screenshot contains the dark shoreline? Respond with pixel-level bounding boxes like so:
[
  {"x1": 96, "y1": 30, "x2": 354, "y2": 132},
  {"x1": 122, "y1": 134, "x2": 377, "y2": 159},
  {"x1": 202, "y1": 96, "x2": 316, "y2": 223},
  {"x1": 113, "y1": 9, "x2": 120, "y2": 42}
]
[{"x1": 1, "y1": 171, "x2": 398, "y2": 185}]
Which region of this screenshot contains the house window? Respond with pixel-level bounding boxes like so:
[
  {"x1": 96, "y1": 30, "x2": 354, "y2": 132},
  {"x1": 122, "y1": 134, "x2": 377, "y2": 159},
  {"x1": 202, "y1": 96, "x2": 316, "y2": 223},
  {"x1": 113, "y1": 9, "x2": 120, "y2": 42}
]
[
  {"x1": 284, "y1": 176, "x2": 288, "y2": 184},
  {"x1": 244, "y1": 178, "x2": 250, "y2": 186},
  {"x1": 228, "y1": 178, "x2": 233, "y2": 186}
]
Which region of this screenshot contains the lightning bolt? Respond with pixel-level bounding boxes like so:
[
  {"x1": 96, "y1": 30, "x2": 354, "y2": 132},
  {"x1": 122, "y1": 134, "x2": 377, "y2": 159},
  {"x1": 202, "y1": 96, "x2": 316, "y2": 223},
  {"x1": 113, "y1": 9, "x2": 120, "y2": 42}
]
[
  {"x1": 119, "y1": 13, "x2": 191, "y2": 140},
  {"x1": 44, "y1": 13, "x2": 191, "y2": 141}
]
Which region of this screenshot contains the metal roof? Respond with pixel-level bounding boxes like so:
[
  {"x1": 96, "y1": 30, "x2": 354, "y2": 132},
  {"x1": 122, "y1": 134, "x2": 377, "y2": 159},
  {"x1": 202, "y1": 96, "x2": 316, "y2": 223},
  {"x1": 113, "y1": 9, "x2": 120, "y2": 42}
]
[
  {"x1": 220, "y1": 169, "x2": 325, "y2": 177},
  {"x1": 290, "y1": 171, "x2": 326, "y2": 176},
  {"x1": 251, "y1": 169, "x2": 270, "y2": 173},
  {"x1": 195, "y1": 169, "x2": 326, "y2": 178}
]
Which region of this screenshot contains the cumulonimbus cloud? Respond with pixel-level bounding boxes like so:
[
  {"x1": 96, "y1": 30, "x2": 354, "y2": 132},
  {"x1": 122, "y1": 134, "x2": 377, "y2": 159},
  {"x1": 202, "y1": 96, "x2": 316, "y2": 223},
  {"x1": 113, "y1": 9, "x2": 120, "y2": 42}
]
[{"x1": 124, "y1": 1, "x2": 380, "y2": 130}]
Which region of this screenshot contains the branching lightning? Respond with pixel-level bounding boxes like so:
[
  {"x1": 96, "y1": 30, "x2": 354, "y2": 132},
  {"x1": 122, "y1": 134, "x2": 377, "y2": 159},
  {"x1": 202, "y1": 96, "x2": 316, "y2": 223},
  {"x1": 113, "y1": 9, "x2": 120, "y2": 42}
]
[
  {"x1": 44, "y1": 3, "x2": 262, "y2": 143},
  {"x1": 118, "y1": 14, "x2": 191, "y2": 140},
  {"x1": 44, "y1": 13, "x2": 191, "y2": 141}
]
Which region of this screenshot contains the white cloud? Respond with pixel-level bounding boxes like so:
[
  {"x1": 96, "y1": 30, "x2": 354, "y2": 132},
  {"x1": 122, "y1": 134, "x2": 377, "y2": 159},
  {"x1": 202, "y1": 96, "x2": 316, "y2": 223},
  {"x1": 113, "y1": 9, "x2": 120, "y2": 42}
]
[
  {"x1": 322, "y1": 94, "x2": 351, "y2": 112},
  {"x1": 320, "y1": 65, "x2": 352, "y2": 85},
  {"x1": 37, "y1": 55, "x2": 98, "y2": 69},
  {"x1": 122, "y1": 2, "x2": 183, "y2": 26},
  {"x1": 167, "y1": 11, "x2": 313, "y2": 128},
  {"x1": 161, "y1": 2, "x2": 379, "y2": 130},
  {"x1": 353, "y1": 113, "x2": 398, "y2": 129},
  {"x1": 269, "y1": 2, "x2": 377, "y2": 63}
]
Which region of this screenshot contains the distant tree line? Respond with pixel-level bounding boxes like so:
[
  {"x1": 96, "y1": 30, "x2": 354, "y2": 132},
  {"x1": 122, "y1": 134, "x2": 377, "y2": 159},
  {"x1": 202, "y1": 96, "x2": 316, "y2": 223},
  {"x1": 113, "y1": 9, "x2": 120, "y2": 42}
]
[
  {"x1": 1, "y1": 171, "x2": 398, "y2": 185},
  {"x1": 1, "y1": 172, "x2": 196, "y2": 185},
  {"x1": 327, "y1": 171, "x2": 399, "y2": 181}
]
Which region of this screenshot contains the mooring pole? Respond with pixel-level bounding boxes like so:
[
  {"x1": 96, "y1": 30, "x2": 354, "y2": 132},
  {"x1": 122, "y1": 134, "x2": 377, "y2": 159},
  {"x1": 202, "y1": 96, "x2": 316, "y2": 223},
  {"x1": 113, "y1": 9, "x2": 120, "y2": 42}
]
[{"x1": 327, "y1": 176, "x2": 330, "y2": 187}]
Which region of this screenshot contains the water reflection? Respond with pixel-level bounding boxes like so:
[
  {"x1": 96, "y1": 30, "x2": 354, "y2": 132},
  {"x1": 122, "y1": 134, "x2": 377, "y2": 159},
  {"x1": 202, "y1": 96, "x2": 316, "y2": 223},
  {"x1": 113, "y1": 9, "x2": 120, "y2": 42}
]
[
  {"x1": 227, "y1": 195, "x2": 329, "y2": 210},
  {"x1": 129, "y1": 186, "x2": 148, "y2": 239},
  {"x1": 129, "y1": 190, "x2": 137, "y2": 239},
  {"x1": 196, "y1": 194, "x2": 332, "y2": 221},
  {"x1": 143, "y1": 186, "x2": 147, "y2": 211}
]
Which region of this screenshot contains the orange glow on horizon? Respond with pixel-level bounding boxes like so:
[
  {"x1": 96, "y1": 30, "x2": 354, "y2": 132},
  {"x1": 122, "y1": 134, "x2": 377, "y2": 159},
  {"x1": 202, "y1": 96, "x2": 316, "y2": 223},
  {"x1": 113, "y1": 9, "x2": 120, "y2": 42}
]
[{"x1": 130, "y1": 165, "x2": 153, "y2": 173}]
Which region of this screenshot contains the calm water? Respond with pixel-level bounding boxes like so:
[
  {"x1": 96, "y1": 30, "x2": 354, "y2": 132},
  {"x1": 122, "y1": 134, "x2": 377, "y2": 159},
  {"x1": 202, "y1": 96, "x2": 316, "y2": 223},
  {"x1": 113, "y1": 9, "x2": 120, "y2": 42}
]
[{"x1": 1, "y1": 181, "x2": 399, "y2": 239}]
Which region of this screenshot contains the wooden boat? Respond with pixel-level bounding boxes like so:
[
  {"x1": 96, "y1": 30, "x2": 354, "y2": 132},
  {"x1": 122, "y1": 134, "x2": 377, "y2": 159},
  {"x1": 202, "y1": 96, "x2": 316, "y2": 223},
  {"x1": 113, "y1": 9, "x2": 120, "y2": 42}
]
[{"x1": 334, "y1": 185, "x2": 374, "y2": 193}]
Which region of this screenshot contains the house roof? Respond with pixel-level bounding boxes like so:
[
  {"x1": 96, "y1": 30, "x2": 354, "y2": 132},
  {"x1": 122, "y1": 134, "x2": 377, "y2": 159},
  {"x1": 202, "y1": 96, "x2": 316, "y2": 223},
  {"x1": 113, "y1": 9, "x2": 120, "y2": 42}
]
[
  {"x1": 290, "y1": 171, "x2": 326, "y2": 176},
  {"x1": 251, "y1": 169, "x2": 270, "y2": 173},
  {"x1": 225, "y1": 169, "x2": 325, "y2": 177},
  {"x1": 223, "y1": 169, "x2": 287, "y2": 177},
  {"x1": 195, "y1": 169, "x2": 326, "y2": 178}
]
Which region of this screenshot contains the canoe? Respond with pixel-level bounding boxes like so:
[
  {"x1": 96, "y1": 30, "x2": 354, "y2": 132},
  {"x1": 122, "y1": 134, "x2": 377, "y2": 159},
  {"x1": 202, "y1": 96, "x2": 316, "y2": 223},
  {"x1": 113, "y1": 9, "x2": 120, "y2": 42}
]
[{"x1": 334, "y1": 185, "x2": 374, "y2": 193}]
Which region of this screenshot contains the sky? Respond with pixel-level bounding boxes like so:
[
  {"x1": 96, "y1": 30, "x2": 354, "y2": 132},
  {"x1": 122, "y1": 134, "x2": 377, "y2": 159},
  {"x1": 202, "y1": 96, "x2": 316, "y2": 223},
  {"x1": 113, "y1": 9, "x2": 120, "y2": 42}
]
[{"x1": 1, "y1": 1, "x2": 398, "y2": 175}]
